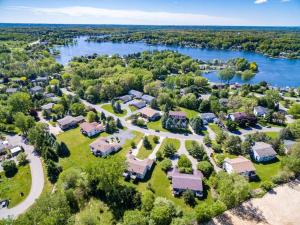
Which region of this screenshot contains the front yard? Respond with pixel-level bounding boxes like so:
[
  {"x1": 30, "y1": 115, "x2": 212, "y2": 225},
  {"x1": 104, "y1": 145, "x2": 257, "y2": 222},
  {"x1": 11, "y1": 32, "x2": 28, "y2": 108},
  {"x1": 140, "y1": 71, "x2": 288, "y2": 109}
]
[
  {"x1": 0, "y1": 164, "x2": 31, "y2": 208},
  {"x1": 158, "y1": 138, "x2": 181, "y2": 154},
  {"x1": 101, "y1": 104, "x2": 127, "y2": 117},
  {"x1": 147, "y1": 119, "x2": 168, "y2": 132},
  {"x1": 136, "y1": 135, "x2": 158, "y2": 159}
]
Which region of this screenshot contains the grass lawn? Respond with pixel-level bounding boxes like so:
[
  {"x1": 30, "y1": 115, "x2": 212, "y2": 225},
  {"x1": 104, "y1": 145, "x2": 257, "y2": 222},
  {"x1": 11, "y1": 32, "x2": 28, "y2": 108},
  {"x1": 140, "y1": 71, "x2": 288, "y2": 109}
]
[
  {"x1": 101, "y1": 104, "x2": 127, "y2": 117},
  {"x1": 129, "y1": 105, "x2": 137, "y2": 112},
  {"x1": 158, "y1": 138, "x2": 180, "y2": 154},
  {"x1": 250, "y1": 157, "x2": 282, "y2": 189},
  {"x1": 178, "y1": 107, "x2": 199, "y2": 119},
  {"x1": 264, "y1": 131, "x2": 279, "y2": 139},
  {"x1": 147, "y1": 119, "x2": 168, "y2": 132},
  {"x1": 117, "y1": 130, "x2": 144, "y2": 158},
  {"x1": 136, "y1": 135, "x2": 158, "y2": 159},
  {"x1": 208, "y1": 123, "x2": 222, "y2": 134},
  {"x1": 0, "y1": 164, "x2": 31, "y2": 208}
]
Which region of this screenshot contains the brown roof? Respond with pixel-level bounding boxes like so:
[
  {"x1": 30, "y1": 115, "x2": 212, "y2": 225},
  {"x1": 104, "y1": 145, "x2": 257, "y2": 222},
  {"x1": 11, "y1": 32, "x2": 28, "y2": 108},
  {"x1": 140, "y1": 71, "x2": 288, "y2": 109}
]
[
  {"x1": 89, "y1": 138, "x2": 121, "y2": 154},
  {"x1": 80, "y1": 122, "x2": 104, "y2": 133},
  {"x1": 127, "y1": 154, "x2": 154, "y2": 175},
  {"x1": 139, "y1": 107, "x2": 160, "y2": 118},
  {"x1": 231, "y1": 112, "x2": 248, "y2": 119},
  {"x1": 224, "y1": 156, "x2": 256, "y2": 173},
  {"x1": 252, "y1": 142, "x2": 277, "y2": 157},
  {"x1": 169, "y1": 111, "x2": 186, "y2": 117}
]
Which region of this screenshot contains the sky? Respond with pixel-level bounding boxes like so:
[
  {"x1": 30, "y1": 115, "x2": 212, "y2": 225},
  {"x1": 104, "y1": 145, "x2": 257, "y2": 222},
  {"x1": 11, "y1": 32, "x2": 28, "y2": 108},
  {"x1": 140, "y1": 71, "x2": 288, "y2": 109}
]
[{"x1": 0, "y1": 0, "x2": 299, "y2": 26}]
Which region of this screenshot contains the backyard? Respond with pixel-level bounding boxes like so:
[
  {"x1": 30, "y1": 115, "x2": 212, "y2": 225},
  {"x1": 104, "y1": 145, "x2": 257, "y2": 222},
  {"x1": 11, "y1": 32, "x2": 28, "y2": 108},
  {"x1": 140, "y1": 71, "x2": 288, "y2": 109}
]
[
  {"x1": 147, "y1": 118, "x2": 168, "y2": 132},
  {"x1": 0, "y1": 164, "x2": 31, "y2": 208}
]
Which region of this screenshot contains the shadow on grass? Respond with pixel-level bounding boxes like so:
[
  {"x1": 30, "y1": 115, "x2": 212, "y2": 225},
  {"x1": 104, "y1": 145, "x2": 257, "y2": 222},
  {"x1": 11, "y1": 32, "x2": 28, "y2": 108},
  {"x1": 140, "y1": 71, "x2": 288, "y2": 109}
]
[{"x1": 254, "y1": 157, "x2": 280, "y2": 165}]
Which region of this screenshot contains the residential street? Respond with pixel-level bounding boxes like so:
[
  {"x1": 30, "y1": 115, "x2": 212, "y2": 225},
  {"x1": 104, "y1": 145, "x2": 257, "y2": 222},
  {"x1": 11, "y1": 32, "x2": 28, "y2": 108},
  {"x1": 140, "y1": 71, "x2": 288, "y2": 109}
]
[{"x1": 0, "y1": 136, "x2": 44, "y2": 219}]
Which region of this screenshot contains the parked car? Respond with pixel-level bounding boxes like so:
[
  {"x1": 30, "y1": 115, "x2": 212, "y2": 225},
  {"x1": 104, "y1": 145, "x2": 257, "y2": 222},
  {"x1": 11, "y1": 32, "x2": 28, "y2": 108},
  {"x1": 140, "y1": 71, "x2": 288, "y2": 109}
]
[{"x1": 0, "y1": 199, "x2": 9, "y2": 208}]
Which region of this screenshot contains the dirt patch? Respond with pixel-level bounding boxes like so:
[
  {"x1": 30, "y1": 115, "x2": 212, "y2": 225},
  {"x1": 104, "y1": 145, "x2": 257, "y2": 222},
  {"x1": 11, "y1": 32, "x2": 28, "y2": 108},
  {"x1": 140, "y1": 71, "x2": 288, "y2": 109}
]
[{"x1": 209, "y1": 180, "x2": 300, "y2": 225}]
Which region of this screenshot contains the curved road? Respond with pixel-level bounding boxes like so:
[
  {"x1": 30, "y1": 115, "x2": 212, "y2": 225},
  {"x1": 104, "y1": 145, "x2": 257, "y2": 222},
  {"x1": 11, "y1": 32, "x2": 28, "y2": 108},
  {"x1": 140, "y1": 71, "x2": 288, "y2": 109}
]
[{"x1": 0, "y1": 136, "x2": 44, "y2": 219}]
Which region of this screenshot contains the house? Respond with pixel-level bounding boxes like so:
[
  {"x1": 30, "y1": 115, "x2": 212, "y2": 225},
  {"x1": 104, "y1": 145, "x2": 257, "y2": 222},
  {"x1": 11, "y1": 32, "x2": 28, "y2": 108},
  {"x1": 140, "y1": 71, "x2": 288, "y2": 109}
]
[
  {"x1": 219, "y1": 98, "x2": 228, "y2": 107},
  {"x1": 129, "y1": 90, "x2": 143, "y2": 99},
  {"x1": 168, "y1": 111, "x2": 188, "y2": 129},
  {"x1": 6, "y1": 88, "x2": 18, "y2": 94},
  {"x1": 124, "y1": 153, "x2": 154, "y2": 180},
  {"x1": 229, "y1": 112, "x2": 248, "y2": 121},
  {"x1": 30, "y1": 86, "x2": 43, "y2": 95},
  {"x1": 118, "y1": 95, "x2": 133, "y2": 103},
  {"x1": 283, "y1": 140, "x2": 296, "y2": 154},
  {"x1": 57, "y1": 115, "x2": 85, "y2": 130},
  {"x1": 129, "y1": 100, "x2": 146, "y2": 109},
  {"x1": 253, "y1": 106, "x2": 268, "y2": 117},
  {"x1": 251, "y1": 142, "x2": 277, "y2": 162},
  {"x1": 200, "y1": 113, "x2": 217, "y2": 125},
  {"x1": 41, "y1": 103, "x2": 54, "y2": 113},
  {"x1": 44, "y1": 93, "x2": 55, "y2": 98},
  {"x1": 223, "y1": 156, "x2": 256, "y2": 179},
  {"x1": 89, "y1": 137, "x2": 121, "y2": 157},
  {"x1": 141, "y1": 95, "x2": 155, "y2": 104},
  {"x1": 49, "y1": 96, "x2": 60, "y2": 102},
  {"x1": 139, "y1": 107, "x2": 160, "y2": 121},
  {"x1": 80, "y1": 122, "x2": 104, "y2": 137},
  {"x1": 168, "y1": 169, "x2": 203, "y2": 197},
  {"x1": 10, "y1": 146, "x2": 23, "y2": 157}
]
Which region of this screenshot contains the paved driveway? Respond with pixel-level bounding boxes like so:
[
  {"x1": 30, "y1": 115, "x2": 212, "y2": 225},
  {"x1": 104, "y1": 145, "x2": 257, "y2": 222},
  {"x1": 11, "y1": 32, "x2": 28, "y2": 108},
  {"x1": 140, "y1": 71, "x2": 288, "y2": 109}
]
[{"x1": 0, "y1": 135, "x2": 44, "y2": 219}]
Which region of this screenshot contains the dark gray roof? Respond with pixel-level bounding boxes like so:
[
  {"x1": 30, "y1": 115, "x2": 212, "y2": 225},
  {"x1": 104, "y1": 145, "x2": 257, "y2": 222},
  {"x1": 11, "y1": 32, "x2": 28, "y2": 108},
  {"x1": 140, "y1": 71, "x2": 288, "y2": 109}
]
[
  {"x1": 254, "y1": 106, "x2": 268, "y2": 115},
  {"x1": 141, "y1": 94, "x2": 155, "y2": 102},
  {"x1": 129, "y1": 90, "x2": 143, "y2": 98},
  {"x1": 200, "y1": 113, "x2": 216, "y2": 120},
  {"x1": 172, "y1": 173, "x2": 203, "y2": 192},
  {"x1": 6, "y1": 88, "x2": 18, "y2": 93}
]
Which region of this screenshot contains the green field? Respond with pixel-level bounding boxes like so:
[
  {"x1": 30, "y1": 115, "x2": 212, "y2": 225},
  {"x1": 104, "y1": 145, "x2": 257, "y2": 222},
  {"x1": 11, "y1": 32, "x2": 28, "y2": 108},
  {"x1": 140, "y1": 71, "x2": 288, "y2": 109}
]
[
  {"x1": 250, "y1": 157, "x2": 282, "y2": 189},
  {"x1": 0, "y1": 164, "x2": 31, "y2": 208},
  {"x1": 158, "y1": 138, "x2": 181, "y2": 154},
  {"x1": 147, "y1": 119, "x2": 168, "y2": 132},
  {"x1": 264, "y1": 131, "x2": 279, "y2": 139},
  {"x1": 179, "y1": 107, "x2": 199, "y2": 119},
  {"x1": 101, "y1": 104, "x2": 127, "y2": 117},
  {"x1": 136, "y1": 135, "x2": 158, "y2": 159}
]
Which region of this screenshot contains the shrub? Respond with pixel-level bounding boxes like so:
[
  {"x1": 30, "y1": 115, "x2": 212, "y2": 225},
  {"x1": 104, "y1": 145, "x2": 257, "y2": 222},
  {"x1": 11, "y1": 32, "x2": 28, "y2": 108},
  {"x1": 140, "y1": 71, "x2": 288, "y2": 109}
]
[
  {"x1": 183, "y1": 190, "x2": 196, "y2": 206},
  {"x1": 160, "y1": 159, "x2": 172, "y2": 172},
  {"x1": 17, "y1": 152, "x2": 28, "y2": 166},
  {"x1": 143, "y1": 136, "x2": 152, "y2": 149},
  {"x1": 178, "y1": 155, "x2": 193, "y2": 174},
  {"x1": 203, "y1": 134, "x2": 212, "y2": 146},
  {"x1": 260, "y1": 181, "x2": 274, "y2": 192},
  {"x1": 212, "y1": 142, "x2": 222, "y2": 153},
  {"x1": 271, "y1": 170, "x2": 294, "y2": 184},
  {"x1": 2, "y1": 160, "x2": 18, "y2": 177},
  {"x1": 197, "y1": 161, "x2": 214, "y2": 177},
  {"x1": 156, "y1": 151, "x2": 163, "y2": 161},
  {"x1": 163, "y1": 143, "x2": 176, "y2": 158},
  {"x1": 153, "y1": 136, "x2": 159, "y2": 144}
]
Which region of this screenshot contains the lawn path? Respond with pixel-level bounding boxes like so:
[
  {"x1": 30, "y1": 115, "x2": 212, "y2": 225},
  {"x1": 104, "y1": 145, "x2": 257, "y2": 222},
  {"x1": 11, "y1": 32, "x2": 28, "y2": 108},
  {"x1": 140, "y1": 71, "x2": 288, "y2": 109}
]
[{"x1": 148, "y1": 137, "x2": 165, "y2": 160}]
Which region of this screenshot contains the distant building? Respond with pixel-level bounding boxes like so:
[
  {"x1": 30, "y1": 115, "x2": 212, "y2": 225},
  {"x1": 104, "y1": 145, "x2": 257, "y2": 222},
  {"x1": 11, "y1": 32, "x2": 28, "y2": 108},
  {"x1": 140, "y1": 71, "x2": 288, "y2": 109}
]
[
  {"x1": 10, "y1": 146, "x2": 23, "y2": 157},
  {"x1": 167, "y1": 111, "x2": 188, "y2": 129},
  {"x1": 30, "y1": 86, "x2": 43, "y2": 95},
  {"x1": 168, "y1": 169, "x2": 203, "y2": 197},
  {"x1": 169, "y1": 111, "x2": 187, "y2": 120},
  {"x1": 283, "y1": 140, "x2": 296, "y2": 154},
  {"x1": 57, "y1": 115, "x2": 85, "y2": 130},
  {"x1": 129, "y1": 100, "x2": 146, "y2": 109},
  {"x1": 41, "y1": 103, "x2": 54, "y2": 113},
  {"x1": 118, "y1": 95, "x2": 133, "y2": 103},
  {"x1": 89, "y1": 137, "x2": 121, "y2": 157},
  {"x1": 129, "y1": 90, "x2": 143, "y2": 99},
  {"x1": 141, "y1": 94, "x2": 155, "y2": 104},
  {"x1": 223, "y1": 156, "x2": 256, "y2": 179},
  {"x1": 251, "y1": 142, "x2": 277, "y2": 162},
  {"x1": 80, "y1": 122, "x2": 104, "y2": 137},
  {"x1": 253, "y1": 106, "x2": 268, "y2": 117},
  {"x1": 139, "y1": 107, "x2": 160, "y2": 121},
  {"x1": 5, "y1": 88, "x2": 18, "y2": 94},
  {"x1": 200, "y1": 113, "x2": 217, "y2": 125},
  {"x1": 228, "y1": 112, "x2": 248, "y2": 122},
  {"x1": 124, "y1": 153, "x2": 154, "y2": 180}
]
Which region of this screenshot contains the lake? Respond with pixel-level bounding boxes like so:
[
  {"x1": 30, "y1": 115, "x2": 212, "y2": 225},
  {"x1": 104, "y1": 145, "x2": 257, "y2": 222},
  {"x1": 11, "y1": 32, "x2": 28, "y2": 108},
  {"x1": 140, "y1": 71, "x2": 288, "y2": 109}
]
[{"x1": 55, "y1": 36, "x2": 300, "y2": 88}]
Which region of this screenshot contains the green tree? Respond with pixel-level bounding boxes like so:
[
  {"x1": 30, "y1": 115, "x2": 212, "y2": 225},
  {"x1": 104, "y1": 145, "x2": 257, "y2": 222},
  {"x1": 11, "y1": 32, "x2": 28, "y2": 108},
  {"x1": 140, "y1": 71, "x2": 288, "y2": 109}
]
[
  {"x1": 17, "y1": 152, "x2": 28, "y2": 166},
  {"x1": 197, "y1": 161, "x2": 213, "y2": 177},
  {"x1": 218, "y1": 68, "x2": 235, "y2": 84},
  {"x1": 163, "y1": 143, "x2": 176, "y2": 158},
  {"x1": 186, "y1": 141, "x2": 207, "y2": 161},
  {"x1": 182, "y1": 190, "x2": 195, "y2": 206},
  {"x1": 178, "y1": 155, "x2": 192, "y2": 174},
  {"x1": 190, "y1": 117, "x2": 203, "y2": 134},
  {"x1": 8, "y1": 92, "x2": 32, "y2": 113},
  {"x1": 14, "y1": 112, "x2": 35, "y2": 135},
  {"x1": 203, "y1": 134, "x2": 212, "y2": 146},
  {"x1": 123, "y1": 210, "x2": 148, "y2": 225},
  {"x1": 141, "y1": 190, "x2": 155, "y2": 213},
  {"x1": 160, "y1": 158, "x2": 172, "y2": 172},
  {"x1": 2, "y1": 160, "x2": 18, "y2": 177},
  {"x1": 70, "y1": 103, "x2": 85, "y2": 116},
  {"x1": 87, "y1": 111, "x2": 97, "y2": 122},
  {"x1": 288, "y1": 104, "x2": 300, "y2": 119},
  {"x1": 143, "y1": 136, "x2": 152, "y2": 149}
]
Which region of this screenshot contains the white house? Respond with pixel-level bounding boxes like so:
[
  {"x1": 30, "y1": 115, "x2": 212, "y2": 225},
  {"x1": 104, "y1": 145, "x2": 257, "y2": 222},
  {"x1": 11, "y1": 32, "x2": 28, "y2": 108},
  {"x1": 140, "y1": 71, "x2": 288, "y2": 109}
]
[
  {"x1": 253, "y1": 106, "x2": 268, "y2": 117},
  {"x1": 89, "y1": 137, "x2": 121, "y2": 157},
  {"x1": 223, "y1": 156, "x2": 256, "y2": 179},
  {"x1": 80, "y1": 122, "x2": 104, "y2": 137},
  {"x1": 251, "y1": 142, "x2": 277, "y2": 162}
]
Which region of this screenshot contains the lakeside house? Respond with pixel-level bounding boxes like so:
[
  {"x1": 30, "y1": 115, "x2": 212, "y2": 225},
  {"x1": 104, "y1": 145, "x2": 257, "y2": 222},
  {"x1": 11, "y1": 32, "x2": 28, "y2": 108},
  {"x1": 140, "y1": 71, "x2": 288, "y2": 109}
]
[
  {"x1": 57, "y1": 115, "x2": 85, "y2": 130},
  {"x1": 129, "y1": 100, "x2": 146, "y2": 109},
  {"x1": 118, "y1": 95, "x2": 133, "y2": 103},
  {"x1": 139, "y1": 107, "x2": 161, "y2": 121},
  {"x1": 253, "y1": 106, "x2": 268, "y2": 117},
  {"x1": 80, "y1": 122, "x2": 104, "y2": 137},
  {"x1": 223, "y1": 156, "x2": 256, "y2": 179},
  {"x1": 41, "y1": 103, "x2": 54, "y2": 113},
  {"x1": 124, "y1": 153, "x2": 154, "y2": 180},
  {"x1": 200, "y1": 113, "x2": 217, "y2": 125},
  {"x1": 251, "y1": 142, "x2": 277, "y2": 162},
  {"x1": 141, "y1": 94, "x2": 155, "y2": 104},
  {"x1": 89, "y1": 137, "x2": 121, "y2": 157},
  {"x1": 129, "y1": 90, "x2": 143, "y2": 99},
  {"x1": 168, "y1": 169, "x2": 203, "y2": 197}
]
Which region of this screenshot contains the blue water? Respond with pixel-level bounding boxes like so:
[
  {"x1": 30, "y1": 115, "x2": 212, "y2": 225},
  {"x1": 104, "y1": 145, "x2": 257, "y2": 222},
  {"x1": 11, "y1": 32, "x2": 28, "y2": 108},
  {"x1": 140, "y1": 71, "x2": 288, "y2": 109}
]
[{"x1": 55, "y1": 37, "x2": 300, "y2": 87}]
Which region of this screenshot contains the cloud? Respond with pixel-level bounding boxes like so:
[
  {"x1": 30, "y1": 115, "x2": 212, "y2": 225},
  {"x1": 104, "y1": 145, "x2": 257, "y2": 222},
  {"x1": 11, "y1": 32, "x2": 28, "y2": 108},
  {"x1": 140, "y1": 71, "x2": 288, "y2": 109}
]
[
  {"x1": 8, "y1": 6, "x2": 239, "y2": 26},
  {"x1": 254, "y1": 0, "x2": 268, "y2": 4}
]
